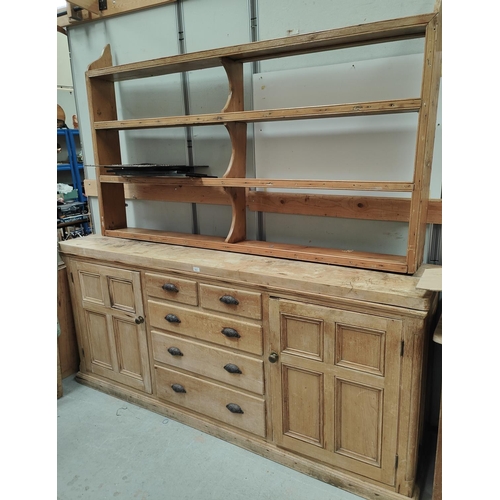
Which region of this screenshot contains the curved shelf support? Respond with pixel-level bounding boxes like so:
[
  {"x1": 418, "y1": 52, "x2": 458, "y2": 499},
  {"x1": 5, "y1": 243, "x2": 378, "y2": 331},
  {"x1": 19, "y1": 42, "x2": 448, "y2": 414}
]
[
  {"x1": 221, "y1": 58, "x2": 247, "y2": 244},
  {"x1": 223, "y1": 122, "x2": 247, "y2": 178},
  {"x1": 221, "y1": 58, "x2": 243, "y2": 113},
  {"x1": 224, "y1": 187, "x2": 246, "y2": 243},
  {"x1": 223, "y1": 122, "x2": 247, "y2": 243},
  {"x1": 221, "y1": 58, "x2": 246, "y2": 178}
]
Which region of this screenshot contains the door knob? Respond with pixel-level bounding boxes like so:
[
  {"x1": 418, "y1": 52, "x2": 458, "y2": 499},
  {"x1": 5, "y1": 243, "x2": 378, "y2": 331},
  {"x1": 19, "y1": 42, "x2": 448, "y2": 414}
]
[
  {"x1": 135, "y1": 316, "x2": 144, "y2": 324},
  {"x1": 268, "y1": 352, "x2": 279, "y2": 363}
]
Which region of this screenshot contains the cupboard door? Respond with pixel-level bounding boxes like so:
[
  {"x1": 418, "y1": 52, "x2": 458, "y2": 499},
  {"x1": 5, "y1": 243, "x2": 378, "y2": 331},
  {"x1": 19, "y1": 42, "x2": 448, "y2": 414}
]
[
  {"x1": 269, "y1": 299, "x2": 402, "y2": 486},
  {"x1": 73, "y1": 261, "x2": 152, "y2": 394}
]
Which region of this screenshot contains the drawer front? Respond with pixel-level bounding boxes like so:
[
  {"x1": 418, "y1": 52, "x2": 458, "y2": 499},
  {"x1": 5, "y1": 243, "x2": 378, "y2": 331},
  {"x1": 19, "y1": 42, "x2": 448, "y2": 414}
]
[
  {"x1": 145, "y1": 272, "x2": 198, "y2": 306},
  {"x1": 152, "y1": 331, "x2": 264, "y2": 394},
  {"x1": 148, "y1": 300, "x2": 263, "y2": 355},
  {"x1": 155, "y1": 365, "x2": 266, "y2": 438},
  {"x1": 199, "y1": 283, "x2": 262, "y2": 320}
]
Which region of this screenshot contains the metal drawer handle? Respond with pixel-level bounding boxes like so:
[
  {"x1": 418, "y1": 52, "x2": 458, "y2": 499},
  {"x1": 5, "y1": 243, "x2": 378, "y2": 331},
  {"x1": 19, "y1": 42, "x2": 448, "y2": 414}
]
[
  {"x1": 167, "y1": 347, "x2": 183, "y2": 356},
  {"x1": 165, "y1": 314, "x2": 181, "y2": 323},
  {"x1": 224, "y1": 363, "x2": 242, "y2": 374},
  {"x1": 171, "y1": 384, "x2": 186, "y2": 393},
  {"x1": 162, "y1": 283, "x2": 179, "y2": 293},
  {"x1": 221, "y1": 327, "x2": 240, "y2": 338},
  {"x1": 226, "y1": 403, "x2": 244, "y2": 414},
  {"x1": 220, "y1": 295, "x2": 239, "y2": 305}
]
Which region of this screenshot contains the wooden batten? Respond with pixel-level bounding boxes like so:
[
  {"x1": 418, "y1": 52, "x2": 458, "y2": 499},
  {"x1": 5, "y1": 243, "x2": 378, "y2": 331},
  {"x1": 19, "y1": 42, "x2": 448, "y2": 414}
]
[
  {"x1": 58, "y1": 0, "x2": 177, "y2": 28},
  {"x1": 93, "y1": 99, "x2": 421, "y2": 130},
  {"x1": 96, "y1": 174, "x2": 414, "y2": 192},
  {"x1": 86, "y1": 45, "x2": 127, "y2": 233},
  {"x1": 86, "y1": 14, "x2": 433, "y2": 82},
  {"x1": 406, "y1": 11, "x2": 441, "y2": 273},
  {"x1": 84, "y1": 179, "x2": 442, "y2": 225},
  {"x1": 247, "y1": 192, "x2": 442, "y2": 224}
]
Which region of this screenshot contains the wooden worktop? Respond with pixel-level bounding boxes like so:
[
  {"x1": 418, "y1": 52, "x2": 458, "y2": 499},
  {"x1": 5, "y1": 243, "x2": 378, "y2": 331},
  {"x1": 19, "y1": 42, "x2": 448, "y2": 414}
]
[{"x1": 59, "y1": 235, "x2": 436, "y2": 312}]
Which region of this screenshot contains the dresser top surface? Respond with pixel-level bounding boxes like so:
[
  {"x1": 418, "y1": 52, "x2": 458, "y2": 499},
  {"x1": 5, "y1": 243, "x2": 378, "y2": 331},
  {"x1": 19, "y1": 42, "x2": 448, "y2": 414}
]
[{"x1": 59, "y1": 236, "x2": 438, "y2": 311}]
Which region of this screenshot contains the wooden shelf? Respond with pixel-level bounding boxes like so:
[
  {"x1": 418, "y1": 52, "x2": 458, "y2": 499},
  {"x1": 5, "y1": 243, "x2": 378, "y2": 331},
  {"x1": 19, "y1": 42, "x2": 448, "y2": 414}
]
[
  {"x1": 104, "y1": 228, "x2": 408, "y2": 273},
  {"x1": 86, "y1": 9, "x2": 441, "y2": 274},
  {"x1": 87, "y1": 14, "x2": 433, "y2": 82},
  {"x1": 94, "y1": 99, "x2": 421, "y2": 130},
  {"x1": 98, "y1": 174, "x2": 415, "y2": 192}
]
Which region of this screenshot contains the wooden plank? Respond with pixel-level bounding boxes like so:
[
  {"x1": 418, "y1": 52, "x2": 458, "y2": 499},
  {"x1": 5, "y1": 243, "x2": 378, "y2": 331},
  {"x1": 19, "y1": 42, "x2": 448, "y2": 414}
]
[
  {"x1": 86, "y1": 14, "x2": 433, "y2": 81},
  {"x1": 93, "y1": 99, "x2": 421, "y2": 130},
  {"x1": 426, "y1": 200, "x2": 441, "y2": 224},
  {"x1": 248, "y1": 192, "x2": 441, "y2": 223},
  {"x1": 406, "y1": 11, "x2": 441, "y2": 273},
  {"x1": 58, "y1": 0, "x2": 177, "y2": 28},
  {"x1": 67, "y1": 0, "x2": 101, "y2": 15},
  {"x1": 98, "y1": 174, "x2": 414, "y2": 192},
  {"x1": 103, "y1": 228, "x2": 408, "y2": 273},
  {"x1": 84, "y1": 179, "x2": 442, "y2": 223},
  {"x1": 86, "y1": 45, "x2": 127, "y2": 233}
]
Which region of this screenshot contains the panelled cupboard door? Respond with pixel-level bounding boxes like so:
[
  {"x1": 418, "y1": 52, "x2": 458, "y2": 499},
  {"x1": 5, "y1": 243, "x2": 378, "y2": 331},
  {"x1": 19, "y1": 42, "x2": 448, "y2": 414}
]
[
  {"x1": 269, "y1": 299, "x2": 402, "y2": 486},
  {"x1": 72, "y1": 261, "x2": 152, "y2": 394}
]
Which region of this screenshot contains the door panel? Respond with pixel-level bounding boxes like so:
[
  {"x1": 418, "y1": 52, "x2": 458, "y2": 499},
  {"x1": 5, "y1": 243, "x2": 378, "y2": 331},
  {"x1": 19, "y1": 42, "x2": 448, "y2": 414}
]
[
  {"x1": 73, "y1": 261, "x2": 152, "y2": 394},
  {"x1": 270, "y1": 298, "x2": 402, "y2": 486},
  {"x1": 85, "y1": 309, "x2": 113, "y2": 371},
  {"x1": 282, "y1": 364, "x2": 324, "y2": 447},
  {"x1": 335, "y1": 378, "x2": 383, "y2": 466},
  {"x1": 335, "y1": 324, "x2": 386, "y2": 376},
  {"x1": 114, "y1": 317, "x2": 145, "y2": 380},
  {"x1": 108, "y1": 276, "x2": 137, "y2": 313}
]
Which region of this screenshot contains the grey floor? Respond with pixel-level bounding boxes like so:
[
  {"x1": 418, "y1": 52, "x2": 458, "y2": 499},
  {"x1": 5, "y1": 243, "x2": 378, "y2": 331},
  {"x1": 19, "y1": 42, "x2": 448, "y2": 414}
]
[{"x1": 58, "y1": 376, "x2": 435, "y2": 500}]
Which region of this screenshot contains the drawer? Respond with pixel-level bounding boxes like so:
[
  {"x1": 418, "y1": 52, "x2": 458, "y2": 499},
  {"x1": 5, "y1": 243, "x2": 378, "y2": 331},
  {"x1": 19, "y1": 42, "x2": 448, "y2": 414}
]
[
  {"x1": 152, "y1": 330, "x2": 264, "y2": 394},
  {"x1": 145, "y1": 272, "x2": 198, "y2": 306},
  {"x1": 148, "y1": 300, "x2": 263, "y2": 355},
  {"x1": 199, "y1": 283, "x2": 262, "y2": 320},
  {"x1": 155, "y1": 365, "x2": 266, "y2": 438}
]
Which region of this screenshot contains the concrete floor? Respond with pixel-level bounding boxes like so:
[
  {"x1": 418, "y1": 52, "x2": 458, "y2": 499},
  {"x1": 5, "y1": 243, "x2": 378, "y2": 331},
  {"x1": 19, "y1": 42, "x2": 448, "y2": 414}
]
[{"x1": 57, "y1": 376, "x2": 435, "y2": 500}]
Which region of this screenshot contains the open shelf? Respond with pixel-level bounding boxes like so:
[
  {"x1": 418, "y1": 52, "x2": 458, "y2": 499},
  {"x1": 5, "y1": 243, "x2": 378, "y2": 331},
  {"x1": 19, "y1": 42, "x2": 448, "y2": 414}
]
[
  {"x1": 93, "y1": 99, "x2": 421, "y2": 130},
  {"x1": 86, "y1": 10, "x2": 441, "y2": 274},
  {"x1": 104, "y1": 228, "x2": 407, "y2": 273},
  {"x1": 87, "y1": 14, "x2": 434, "y2": 82}
]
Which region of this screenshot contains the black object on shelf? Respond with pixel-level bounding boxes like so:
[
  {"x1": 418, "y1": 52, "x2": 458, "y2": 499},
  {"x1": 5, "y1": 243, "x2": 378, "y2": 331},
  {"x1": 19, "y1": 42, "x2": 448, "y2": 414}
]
[{"x1": 103, "y1": 164, "x2": 213, "y2": 177}]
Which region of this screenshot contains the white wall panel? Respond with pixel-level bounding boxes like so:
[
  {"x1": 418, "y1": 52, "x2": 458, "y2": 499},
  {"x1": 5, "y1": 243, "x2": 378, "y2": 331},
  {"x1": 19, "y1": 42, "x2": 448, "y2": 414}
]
[{"x1": 257, "y1": 0, "x2": 433, "y2": 71}]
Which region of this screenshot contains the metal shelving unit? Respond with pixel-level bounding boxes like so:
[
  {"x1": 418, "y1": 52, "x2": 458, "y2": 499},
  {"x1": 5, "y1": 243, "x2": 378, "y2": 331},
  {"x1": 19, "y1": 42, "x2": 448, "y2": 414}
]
[{"x1": 57, "y1": 128, "x2": 91, "y2": 237}]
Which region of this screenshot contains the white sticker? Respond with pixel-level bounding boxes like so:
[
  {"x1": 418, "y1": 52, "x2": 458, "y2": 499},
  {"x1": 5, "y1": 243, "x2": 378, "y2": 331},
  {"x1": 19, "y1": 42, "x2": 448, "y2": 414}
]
[{"x1": 193, "y1": 266, "x2": 200, "y2": 273}]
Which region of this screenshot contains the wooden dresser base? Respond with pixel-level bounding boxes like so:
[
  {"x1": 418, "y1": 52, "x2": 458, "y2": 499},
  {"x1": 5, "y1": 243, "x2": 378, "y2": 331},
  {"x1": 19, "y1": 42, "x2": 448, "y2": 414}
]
[{"x1": 60, "y1": 236, "x2": 437, "y2": 500}]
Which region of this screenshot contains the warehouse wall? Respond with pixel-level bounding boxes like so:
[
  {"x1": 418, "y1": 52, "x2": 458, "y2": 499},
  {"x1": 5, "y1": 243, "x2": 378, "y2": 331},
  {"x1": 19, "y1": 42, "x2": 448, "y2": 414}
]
[{"x1": 65, "y1": 0, "x2": 441, "y2": 259}]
